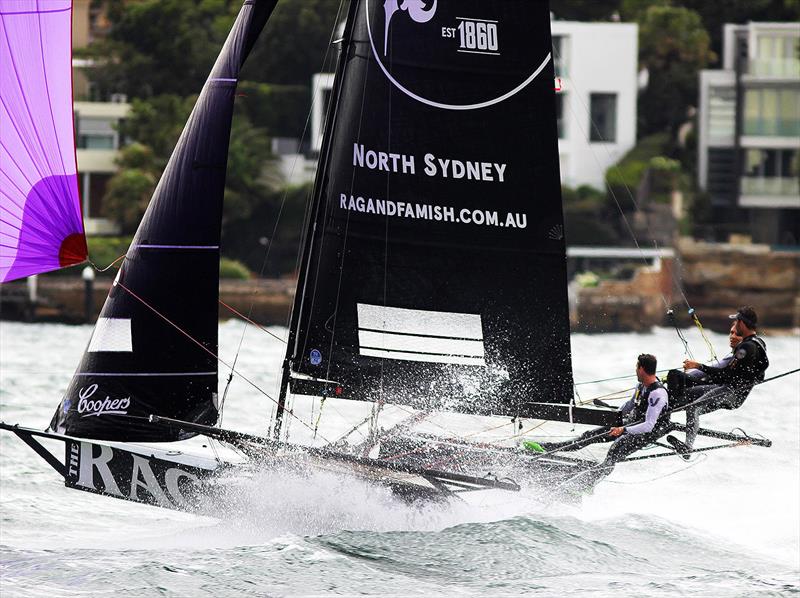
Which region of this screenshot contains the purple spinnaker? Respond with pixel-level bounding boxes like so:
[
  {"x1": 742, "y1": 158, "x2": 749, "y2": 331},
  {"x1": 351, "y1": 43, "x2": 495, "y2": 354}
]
[{"x1": 1, "y1": 0, "x2": 87, "y2": 283}]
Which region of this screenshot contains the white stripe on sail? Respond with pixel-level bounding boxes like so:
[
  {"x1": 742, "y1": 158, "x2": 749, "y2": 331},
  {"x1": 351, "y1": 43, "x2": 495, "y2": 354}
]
[
  {"x1": 357, "y1": 304, "x2": 483, "y2": 339},
  {"x1": 360, "y1": 348, "x2": 485, "y2": 366},
  {"x1": 357, "y1": 304, "x2": 485, "y2": 366},
  {"x1": 88, "y1": 318, "x2": 133, "y2": 352}
]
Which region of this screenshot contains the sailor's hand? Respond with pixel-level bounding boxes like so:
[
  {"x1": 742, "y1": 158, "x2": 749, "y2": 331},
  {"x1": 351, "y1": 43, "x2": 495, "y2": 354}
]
[
  {"x1": 683, "y1": 359, "x2": 701, "y2": 370},
  {"x1": 609, "y1": 427, "x2": 625, "y2": 437}
]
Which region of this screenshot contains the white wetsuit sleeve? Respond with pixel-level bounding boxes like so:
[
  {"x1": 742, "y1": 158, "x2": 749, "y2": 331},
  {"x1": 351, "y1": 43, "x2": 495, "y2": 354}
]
[{"x1": 625, "y1": 389, "x2": 668, "y2": 435}]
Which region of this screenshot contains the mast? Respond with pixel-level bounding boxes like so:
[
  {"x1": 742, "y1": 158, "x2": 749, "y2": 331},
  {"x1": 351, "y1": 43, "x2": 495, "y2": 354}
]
[{"x1": 273, "y1": 0, "x2": 359, "y2": 439}]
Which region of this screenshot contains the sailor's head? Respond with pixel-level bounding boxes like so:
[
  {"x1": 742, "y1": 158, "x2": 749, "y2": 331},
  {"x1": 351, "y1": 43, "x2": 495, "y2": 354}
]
[
  {"x1": 636, "y1": 353, "x2": 657, "y2": 381},
  {"x1": 729, "y1": 306, "x2": 758, "y2": 336}
]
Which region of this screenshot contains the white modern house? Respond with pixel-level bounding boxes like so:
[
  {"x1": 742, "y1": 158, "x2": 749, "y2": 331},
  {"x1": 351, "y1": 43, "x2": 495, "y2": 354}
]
[
  {"x1": 306, "y1": 21, "x2": 638, "y2": 191},
  {"x1": 697, "y1": 22, "x2": 799, "y2": 245},
  {"x1": 74, "y1": 100, "x2": 130, "y2": 234},
  {"x1": 551, "y1": 20, "x2": 639, "y2": 190}
]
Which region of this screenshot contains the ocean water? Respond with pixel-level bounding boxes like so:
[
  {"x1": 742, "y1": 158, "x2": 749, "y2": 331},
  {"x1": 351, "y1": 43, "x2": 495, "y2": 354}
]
[{"x1": 1, "y1": 321, "x2": 798, "y2": 597}]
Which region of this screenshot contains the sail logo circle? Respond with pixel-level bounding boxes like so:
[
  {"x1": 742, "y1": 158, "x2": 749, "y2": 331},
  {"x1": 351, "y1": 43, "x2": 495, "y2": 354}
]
[
  {"x1": 365, "y1": 0, "x2": 552, "y2": 111},
  {"x1": 310, "y1": 349, "x2": 322, "y2": 366}
]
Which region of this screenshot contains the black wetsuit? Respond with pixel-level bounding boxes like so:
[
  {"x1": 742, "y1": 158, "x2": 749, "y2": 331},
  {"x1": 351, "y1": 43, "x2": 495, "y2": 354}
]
[{"x1": 682, "y1": 334, "x2": 768, "y2": 448}]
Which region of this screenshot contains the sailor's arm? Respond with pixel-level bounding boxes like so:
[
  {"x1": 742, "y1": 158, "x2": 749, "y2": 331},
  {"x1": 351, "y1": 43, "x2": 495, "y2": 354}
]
[
  {"x1": 623, "y1": 389, "x2": 668, "y2": 435},
  {"x1": 684, "y1": 358, "x2": 736, "y2": 384}
]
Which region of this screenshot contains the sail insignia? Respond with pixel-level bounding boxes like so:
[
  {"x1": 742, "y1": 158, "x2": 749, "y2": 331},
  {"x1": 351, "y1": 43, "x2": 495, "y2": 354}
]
[{"x1": 0, "y1": 0, "x2": 87, "y2": 283}]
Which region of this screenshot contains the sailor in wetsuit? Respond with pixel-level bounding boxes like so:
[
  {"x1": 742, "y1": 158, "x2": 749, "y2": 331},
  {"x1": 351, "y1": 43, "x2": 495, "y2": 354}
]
[
  {"x1": 526, "y1": 354, "x2": 670, "y2": 480},
  {"x1": 667, "y1": 329, "x2": 742, "y2": 397},
  {"x1": 673, "y1": 306, "x2": 769, "y2": 451}
]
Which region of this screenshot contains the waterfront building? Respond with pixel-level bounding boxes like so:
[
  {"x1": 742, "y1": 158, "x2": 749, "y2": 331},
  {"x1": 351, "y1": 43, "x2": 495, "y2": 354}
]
[
  {"x1": 550, "y1": 19, "x2": 639, "y2": 190},
  {"x1": 72, "y1": 0, "x2": 126, "y2": 235},
  {"x1": 698, "y1": 22, "x2": 800, "y2": 245},
  {"x1": 74, "y1": 101, "x2": 130, "y2": 235}
]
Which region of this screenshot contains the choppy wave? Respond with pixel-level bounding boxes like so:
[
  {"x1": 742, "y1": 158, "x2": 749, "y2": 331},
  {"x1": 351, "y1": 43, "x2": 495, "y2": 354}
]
[{"x1": 1, "y1": 322, "x2": 798, "y2": 596}]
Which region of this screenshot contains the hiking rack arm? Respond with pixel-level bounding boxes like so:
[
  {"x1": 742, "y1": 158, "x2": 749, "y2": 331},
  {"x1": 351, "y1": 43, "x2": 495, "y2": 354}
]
[
  {"x1": 0, "y1": 422, "x2": 67, "y2": 477},
  {"x1": 148, "y1": 415, "x2": 521, "y2": 492},
  {"x1": 668, "y1": 423, "x2": 772, "y2": 448}
]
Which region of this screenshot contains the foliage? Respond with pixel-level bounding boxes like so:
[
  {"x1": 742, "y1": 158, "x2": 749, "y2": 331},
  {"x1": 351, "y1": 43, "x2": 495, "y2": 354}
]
[
  {"x1": 86, "y1": 0, "x2": 238, "y2": 99},
  {"x1": 117, "y1": 95, "x2": 193, "y2": 163},
  {"x1": 637, "y1": 6, "x2": 715, "y2": 136},
  {"x1": 219, "y1": 257, "x2": 251, "y2": 280},
  {"x1": 561, "y1": 185, "x2": 623, "y2": 246},
  {"x1": 681, "y1": 0, "x2": 798, "y2": 62},
  {"x1": 236, "y1": 82, "x2": 309, "y2": 139},
  {"x1": 221, "y1": 183, "x2": 312, "y2": 276},
  {"x1": 605, "y1": 132, "x2": 669, "y2": 206},
  {"x1": 102, "y1": 143, "x2": 158, "y2": 234},
  {"x1": 241, "y1": 0, "x2": 344, "y2": 86},
  {"x1": 102, "y1": 96, "x2": 275, "y2": 237},
  {"x1": 102, "y1": 98, "x2": 191, "y2": 233}
]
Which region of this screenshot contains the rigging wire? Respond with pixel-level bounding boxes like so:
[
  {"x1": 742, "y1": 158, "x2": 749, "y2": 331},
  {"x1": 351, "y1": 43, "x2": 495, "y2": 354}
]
[
  {"x1": 690, "y1": 308, "x2": 718, "y2": 362},
  {"x1": 87, "y1": 253, "x2": 126, "y2": 273},
  {"x1": 113, "y1": 279, "x2": 334, "y2": 444},
  {"x1": 548, "y1": 43, "x2": 725, "y2": 362}
]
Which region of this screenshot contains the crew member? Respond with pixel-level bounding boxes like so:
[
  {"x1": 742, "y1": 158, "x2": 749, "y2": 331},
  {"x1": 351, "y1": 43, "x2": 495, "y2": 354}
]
[
  {"x1": 524, "y1": 354, "x2": 670, "y2": 481},
  {"x1": 667, "y1": 329, "x2": 742, "y2": 406},
  {"x1": 673, "y1": 306, "x2": 768, "y2": 451}
]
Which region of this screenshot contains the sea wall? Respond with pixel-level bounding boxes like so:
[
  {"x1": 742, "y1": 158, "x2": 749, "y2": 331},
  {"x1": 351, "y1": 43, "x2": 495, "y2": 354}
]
[
  {"x1": 676, "y1": 238, "x2": 800, "y2": 331},
  {"x1": 574, "y1": 239, "x2": 800, "y2": 333},
  {"x1": 0, "y1": 277, "x2": 295, "y2": 325},
  {"x1": 3, "y1": 240, "x2": 798, "y2": 334}
]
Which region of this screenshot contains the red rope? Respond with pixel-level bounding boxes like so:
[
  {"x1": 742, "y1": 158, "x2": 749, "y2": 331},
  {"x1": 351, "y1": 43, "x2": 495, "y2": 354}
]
[{"x1": 114, "y1": 280, "x2": 330, "y2": 442}]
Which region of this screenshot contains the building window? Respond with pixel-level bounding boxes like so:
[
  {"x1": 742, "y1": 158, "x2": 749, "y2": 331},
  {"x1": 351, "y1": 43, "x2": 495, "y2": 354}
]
[
  {"x1": 589, "y1": 93, "x2": 616, "y2": 142},
  {"x1": 744, "y1": 88, "x2": 800, "y2": 136},
  {"x1": 753, "y1": 34, "x2": 800, "y2": 77},
  {"x1": 555, "y1": 93, "x2": 566, "y2": 139},
  {"x1": 708, "y1": 86, "x2": 735, "y2": 141},
  {"x1": 743, "y1": 148, "x2": 800, "y2": 197},
  {"x1": 77, "y1": 134, "x2": 115, "y2": 149}
]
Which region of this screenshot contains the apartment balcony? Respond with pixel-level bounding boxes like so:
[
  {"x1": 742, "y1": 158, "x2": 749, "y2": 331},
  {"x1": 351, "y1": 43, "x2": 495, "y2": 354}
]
[
  {"x1": 740, "y1": 176, "x2": 800, "y2": 208},
  {"x1": 748, "y1": 57, "x2": 800, "y2": 79}
]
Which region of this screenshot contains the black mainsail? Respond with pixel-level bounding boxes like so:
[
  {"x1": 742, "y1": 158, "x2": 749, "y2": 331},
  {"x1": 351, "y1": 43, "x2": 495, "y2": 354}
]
[
  {"x1": 279, "y1": 0, "x2": 602, "y2": 427},
  {"x1": 49, "y1": 0, "x2": 278, "y2": 441}
]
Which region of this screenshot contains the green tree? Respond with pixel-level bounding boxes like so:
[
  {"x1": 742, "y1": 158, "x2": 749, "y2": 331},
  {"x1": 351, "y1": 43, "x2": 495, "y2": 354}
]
[
  {"x1": 102, "y1": 143, "x2": 158, "y2": 233},
  {"x1": 681, "y1": 0, "x2": 799, "y2": 61},
  {"x1": 87, "y1": 0, "x2": 237, "y2": 99},
  {"x1": 637, "y1": 6, "x2": 714, "y2": 137},
  {"x1": 103, "y1": 96, "x2": 275, "y2": 239},
  {"x1": 241, "y1": 0, "x2": 344, "y2": 85}
]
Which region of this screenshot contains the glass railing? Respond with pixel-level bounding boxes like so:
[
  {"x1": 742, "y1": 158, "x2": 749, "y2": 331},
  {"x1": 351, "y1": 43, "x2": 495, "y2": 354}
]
[
  {"x1": 741, "y1": 176, "x2": 800, "y2": 196},
  {"x1": 743, "y1": 118, "x2": 800, "y2": 137},
  {"x1": 748, "y1": 58, "x2": 800, "y2": 78}
]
